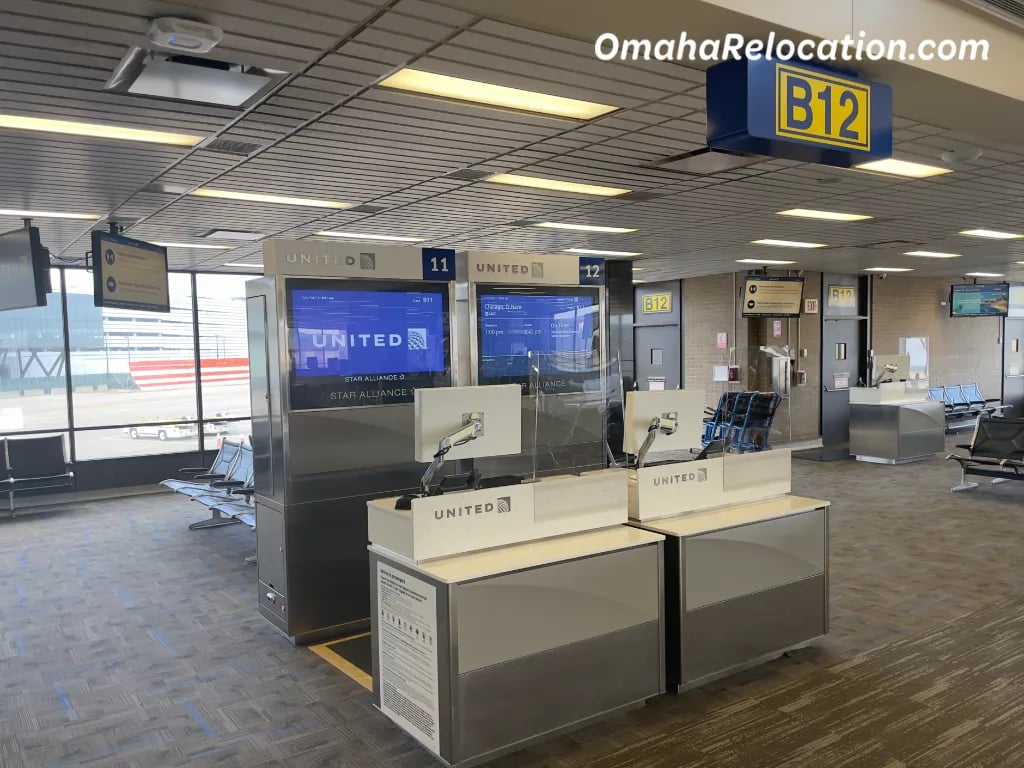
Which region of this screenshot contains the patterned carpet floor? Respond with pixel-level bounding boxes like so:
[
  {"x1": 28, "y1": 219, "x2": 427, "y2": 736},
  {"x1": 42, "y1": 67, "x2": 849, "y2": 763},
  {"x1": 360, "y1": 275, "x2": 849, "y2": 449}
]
[{"x1": 3, "y1": 442, "x2": 1024, "y2": 767}]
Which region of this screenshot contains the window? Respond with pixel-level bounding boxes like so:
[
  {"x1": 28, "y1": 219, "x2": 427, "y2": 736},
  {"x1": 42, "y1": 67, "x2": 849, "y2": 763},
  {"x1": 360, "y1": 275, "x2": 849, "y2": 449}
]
[
  {"x1": 64, "y1": 269, "x2": 197, "y2": 459},
  {"x1": 0, "y1": 269, "x2": 68, "y2": 435},
  {"x1": 196, "y1": 274, "x2": 252, "y2": 448},
  {"x1": 899, "y1": 337, "x2": 929, "y2": 381}
]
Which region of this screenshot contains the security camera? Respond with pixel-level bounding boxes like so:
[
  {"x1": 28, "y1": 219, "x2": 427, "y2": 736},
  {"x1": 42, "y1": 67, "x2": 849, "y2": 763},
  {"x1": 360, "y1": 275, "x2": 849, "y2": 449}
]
[{"x1": 878, "y1": 272, "x2": 888, "y2": 280}]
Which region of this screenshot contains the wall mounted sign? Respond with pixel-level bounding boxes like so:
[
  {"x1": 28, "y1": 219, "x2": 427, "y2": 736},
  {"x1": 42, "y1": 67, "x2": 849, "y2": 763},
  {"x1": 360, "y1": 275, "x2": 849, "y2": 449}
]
[
  {"x1": 716, "y1": 331, "x2": 728, "y2": 349},
  {"x1": 706, "y1": 58, "x2": 893, "y2": 167},
  {"x1": 828, "y1": 285, "x2": 857, "y2": 308},
  {"x1": 804, "y1": 298, "x2": 819, "y2": 314},
  {"x1": 640, "y1": 292, "x2": 672, "y2": 314},
  {"x1": 772, "y1": 319, "x2": 783, "y2": 337},
  {"x1": 91, "y1": 231, "x2": 169, "y2": 313}
]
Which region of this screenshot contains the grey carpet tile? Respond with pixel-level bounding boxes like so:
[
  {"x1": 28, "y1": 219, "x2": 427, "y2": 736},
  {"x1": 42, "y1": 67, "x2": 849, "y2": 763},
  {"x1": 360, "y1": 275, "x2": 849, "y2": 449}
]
[{"x1": 2, "y1": 443, "x2": 1024, "y2": 767}]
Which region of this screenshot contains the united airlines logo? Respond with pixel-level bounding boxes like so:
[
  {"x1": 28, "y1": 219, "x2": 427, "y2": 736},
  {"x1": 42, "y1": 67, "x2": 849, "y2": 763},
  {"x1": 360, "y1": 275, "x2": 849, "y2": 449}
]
[
  {"x1": 407, "y1": 328, "x2": 428, "y2": 350},
  {"x1": 653, "y1": 468, "x2": 708, "y2": 487},
  {"x1": 309, "y1": 328, "x2": 430, "y2": 350},
  {"x1": 433, "y1": 496, "x2": 512, "y2": 520},
  {"x1": 359, "y1": 253, "x2": 376, "y2": 270},
  {"x1": 531, "y1": 262, "x2": 544, "y2": 278}
]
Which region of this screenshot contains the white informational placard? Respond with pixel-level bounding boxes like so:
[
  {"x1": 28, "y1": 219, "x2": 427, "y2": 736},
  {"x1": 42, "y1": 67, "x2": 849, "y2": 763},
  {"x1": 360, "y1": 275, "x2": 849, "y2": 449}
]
[
  {"x1": 623, "y1": 389, "x2": 706, "y2": 455},
  {"x1": 414, "y1": 384, "x2": 522, "y2": 463},
  {"x1": 377, "y1": 562, "x2": 440, "y2": 755}
]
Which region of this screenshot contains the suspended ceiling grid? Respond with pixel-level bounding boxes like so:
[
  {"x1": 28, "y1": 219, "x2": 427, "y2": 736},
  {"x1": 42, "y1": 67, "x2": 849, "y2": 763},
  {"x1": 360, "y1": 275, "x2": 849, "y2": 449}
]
[{"x1": 2, "y1": 0, "x2": 1024, "y2": 280}]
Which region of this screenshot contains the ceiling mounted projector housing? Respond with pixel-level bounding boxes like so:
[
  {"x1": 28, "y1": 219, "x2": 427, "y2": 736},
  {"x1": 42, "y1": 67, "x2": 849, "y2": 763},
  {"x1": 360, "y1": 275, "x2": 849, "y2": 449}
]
[
  {"x1": 148, "y1": 17, "x2": 223, "y2": 53},
  {"x1": 105, "y1": 48, "x2": 287, "y2": 108}
]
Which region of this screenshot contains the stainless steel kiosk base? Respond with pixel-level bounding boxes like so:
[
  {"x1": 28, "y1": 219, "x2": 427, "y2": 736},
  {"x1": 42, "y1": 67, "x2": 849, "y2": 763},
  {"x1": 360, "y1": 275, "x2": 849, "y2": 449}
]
[
  {"x1": 850, "y1": 401, "x2": 945, "y2": 465},
  {"x1": 369, "y1": 529, "x2": 665, "y2": 767},
  {"x1": 631, "y1": 496, "x2": 830, "y2": 692}
]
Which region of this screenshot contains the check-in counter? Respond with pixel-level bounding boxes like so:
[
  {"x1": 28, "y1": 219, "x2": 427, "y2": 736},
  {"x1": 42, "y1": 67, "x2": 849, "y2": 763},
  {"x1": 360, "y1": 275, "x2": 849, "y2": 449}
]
[
  {"x1": 849, "y1": 385, "x2": 945, "y2": 464},
  {"x1": 626, "y1": 450, "x2": 830, "y2": 691},
  {"x1": 367, "y1": 469, "x2": 664, "y2": 767}
]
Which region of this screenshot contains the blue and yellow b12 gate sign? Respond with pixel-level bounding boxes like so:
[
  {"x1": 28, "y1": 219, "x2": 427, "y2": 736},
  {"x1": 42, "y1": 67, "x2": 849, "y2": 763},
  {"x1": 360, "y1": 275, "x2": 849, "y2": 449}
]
[
  {"x1": 775, "y1": 64, "x2": 870, "y2": 152},
  {"x1": 706, "y1": 58, "x2": 892, "y2": 167}
]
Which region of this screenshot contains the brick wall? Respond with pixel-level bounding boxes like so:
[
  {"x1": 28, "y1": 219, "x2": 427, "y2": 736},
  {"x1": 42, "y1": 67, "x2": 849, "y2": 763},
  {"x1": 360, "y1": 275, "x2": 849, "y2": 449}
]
[
  {"x1": 871, "y1": 276, "x2": 1002, "y2": 394},
  {"x1": 683, "y1": 273, "x2": 748, "y2": 411}
]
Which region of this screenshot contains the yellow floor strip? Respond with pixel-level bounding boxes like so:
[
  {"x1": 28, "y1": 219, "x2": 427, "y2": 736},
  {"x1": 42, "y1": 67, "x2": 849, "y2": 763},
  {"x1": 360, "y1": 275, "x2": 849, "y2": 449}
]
[{"x1": 309, "y1": 633, "x2": 373, "y2": 692}]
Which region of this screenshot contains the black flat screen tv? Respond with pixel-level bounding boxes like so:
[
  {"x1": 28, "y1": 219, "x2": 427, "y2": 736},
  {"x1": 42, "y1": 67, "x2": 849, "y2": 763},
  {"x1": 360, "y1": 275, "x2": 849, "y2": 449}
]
[
  {"x1": 285, "y1": 278, "x2": 452, "y2": 409},
  {"x1": 0, "y1": 226, "x2": 48, "y2": 311},
  {"x1": 950, "y1": 283, "x2": 1009, "y2": 317}
]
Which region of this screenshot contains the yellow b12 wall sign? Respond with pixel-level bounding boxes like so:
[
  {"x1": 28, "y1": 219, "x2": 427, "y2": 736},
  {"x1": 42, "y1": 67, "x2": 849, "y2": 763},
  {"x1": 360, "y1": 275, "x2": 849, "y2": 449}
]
[
  {"x1": 641, "y1": 293, "x2": 672, "y2": 314},
  {"x1": 776, "y1": 64, "x2": 870, "y2": 152}
]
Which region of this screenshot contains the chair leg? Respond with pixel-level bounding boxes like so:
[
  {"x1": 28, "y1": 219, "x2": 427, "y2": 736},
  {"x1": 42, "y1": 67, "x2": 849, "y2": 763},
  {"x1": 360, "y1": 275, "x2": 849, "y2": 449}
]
[
  {"x1": 991, "y1": 477, "x2": 1009, "y2": 485},
  {"x1": 244, "y1": 553, "x2": 256, "y2": 565},
  {"x1": 188, "y1": 509, "x2": 242, "y2": 530},
  {"x1": 8, "y1": 489, "x2": 13, "y2": 518}
]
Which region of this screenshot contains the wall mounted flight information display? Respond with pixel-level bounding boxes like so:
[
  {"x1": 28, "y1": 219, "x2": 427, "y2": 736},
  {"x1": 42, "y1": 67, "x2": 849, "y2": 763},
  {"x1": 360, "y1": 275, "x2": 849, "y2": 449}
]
[
  {"x1": 950, "y1": 283, "x2": 1009, "y2": 317},
  {"x1": 91, "y1": 231, "x2": 169, "y2": 312},
  {"x1": 477, "y1": 285, "x2": 599, "y2": 390},
  {"x1": 286, "y1": 278, "x2": 451, "y2": 409},
  {"x1": 741, "y1": 275, "x2": 804, "y2": 318}
]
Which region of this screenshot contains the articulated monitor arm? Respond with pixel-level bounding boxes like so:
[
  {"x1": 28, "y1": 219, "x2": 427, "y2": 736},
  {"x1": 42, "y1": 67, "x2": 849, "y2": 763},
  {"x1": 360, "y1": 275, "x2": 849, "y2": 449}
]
[
  {"x1": 872, "y1": 363, "x2": 899, "y2": 387},
  {"x1": 637, "y1": 411, "x2": 678, "y2": 469},
  {"x1": 419, "y1": 412, "x2": 484, "y2": 496}
]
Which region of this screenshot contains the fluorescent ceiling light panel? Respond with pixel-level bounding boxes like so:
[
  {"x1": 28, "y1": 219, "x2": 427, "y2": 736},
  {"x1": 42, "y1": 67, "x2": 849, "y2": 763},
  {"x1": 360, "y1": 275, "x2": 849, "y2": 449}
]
[
  {"x1": 633, "y1": 279, "x2": 647, "y2": 284},
  {"x1": 534, "y1": 222, "x2": 636, "y2": 233},
  {"x1": 564, "y1": 248, "x2": 642, "y2": 257},
  {"x1": 315, "y1": 231, "x2": 424, "y2": 242},
  {"x1": 736, "y1": 258, "x2": 797, "y2": 265},
  {"x1": 202, "y1": 229, "x2": 265, "y2": 241},
  {"x1": 226, "y1": 262, "x2": 262, "y2": 268},
  {"x1": 853, "y1": 158, "x2": 952, "y2": 178},
  {"x1": 959, "y1": 229, "x2": 1024, "y2": 239},
  {"x1": 865, "y1": 267, "x2": 914, "y2": 272},
  {"x1": 777, "y1": 208, "x2": 872, "y2": 222},
  {"x1": 153, "y1": 242, "x2": 230, "y2": 249},
  {"x1": 0, "y1": 208, "x2": 99, "y2": 220},
  {"x1": 191, "y1": 189, "x2": 351, "y2": 209},
  {"x1": 378, "y1": 68, "x2": 617, "y2": 120},
  {"x1": 966, "y1": 272, "x2": 1004, "y2": 277},
  {"x1": 751, "y1": 239, "x2": 827, "y2": 248},
  {"x1": 904, "y1": 250, "x2": 960, "y2": 258},
  {"x1": 0, "y1": 114, "x2": 202, "y2": 146},
  {"x1": 486, "y1": 174, "x2": 630, "y2": 197},
  {"x1": 632, "y1": 267, "x2": 647, "y2": 272}
]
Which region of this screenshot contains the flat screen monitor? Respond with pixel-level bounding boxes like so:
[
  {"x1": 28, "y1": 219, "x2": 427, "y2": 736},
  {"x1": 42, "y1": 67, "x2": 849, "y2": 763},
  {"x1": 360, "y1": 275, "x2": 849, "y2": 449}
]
[
  {"x1": 0, "y1": 226, "x2": 47, "y2": 311},
  {"x1": 950, "y1": 283, "x2": 1009, "y2": 317},
  {"x1": 476, "y1": 285, "x2": 600, "y2": 390},
  {"x1": 92, "y1": 231, "x2": 169, "y2": 312},
  {"x1": 286, "y1": 278, "x2": 451, "y2": 409},
  {"x1": 741, "y1": 276, "x2": 804, "y2": 318}
]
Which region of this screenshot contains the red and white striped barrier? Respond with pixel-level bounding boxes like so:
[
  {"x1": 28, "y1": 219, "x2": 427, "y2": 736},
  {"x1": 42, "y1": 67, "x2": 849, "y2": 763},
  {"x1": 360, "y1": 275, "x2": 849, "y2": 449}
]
[{"x1": 128, "y1": 358, "x2": 250, "y2": 390}]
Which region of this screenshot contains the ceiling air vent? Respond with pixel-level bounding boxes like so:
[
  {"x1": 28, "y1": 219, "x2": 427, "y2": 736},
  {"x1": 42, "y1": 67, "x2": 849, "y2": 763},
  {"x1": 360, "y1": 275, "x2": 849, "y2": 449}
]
[
  {"x1": 105, "y1": 48, "x2": 287, "y2": 108},
  {"x1": 961, "y1": 0, "x2": 1024, "y2": 28},
  {"x1": 619, "y1": 191, "x2": 668, "y2": 202},
  {"x1": 445, "y1": 168, "x2": 494, "y2": 181},
  {"x1": 199, "y1": 137, "x2": 264, "y2": 156},
  {"x1": 860, "y1": 240, "x2": 920, "y2": 250},
  {"x1": 347, "y1": 204, "x2": 390, "y2": 214}
]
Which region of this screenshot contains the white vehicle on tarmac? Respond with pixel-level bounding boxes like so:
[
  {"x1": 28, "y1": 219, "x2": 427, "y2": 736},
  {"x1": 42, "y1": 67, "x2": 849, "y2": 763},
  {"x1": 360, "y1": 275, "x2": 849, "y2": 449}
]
[{"x1": 124, "y1": 421, "x2": 198, "y2": 441}]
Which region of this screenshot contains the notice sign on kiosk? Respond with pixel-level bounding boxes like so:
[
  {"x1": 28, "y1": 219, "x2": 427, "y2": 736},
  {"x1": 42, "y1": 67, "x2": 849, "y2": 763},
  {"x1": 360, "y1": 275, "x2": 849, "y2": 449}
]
[{"x1": 92, "y1": 231, "x2": 169, "y2": 313}]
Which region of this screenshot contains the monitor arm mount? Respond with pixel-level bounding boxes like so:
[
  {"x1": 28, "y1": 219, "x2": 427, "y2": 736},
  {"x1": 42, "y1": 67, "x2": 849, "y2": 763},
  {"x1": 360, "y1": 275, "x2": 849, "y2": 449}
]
[
  {"x1": 419, "y1": 412, "x2": 484, "y2": 496},
  {"x1": 636, "y1": 411, "x2": 678, "y2": 469},
  {"x1": 872, "y1": 363, "x2": 899, "y2": 387}
]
